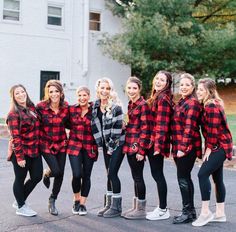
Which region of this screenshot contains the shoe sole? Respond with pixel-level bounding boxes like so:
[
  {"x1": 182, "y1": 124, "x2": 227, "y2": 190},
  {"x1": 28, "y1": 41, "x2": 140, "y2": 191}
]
[
  {"x1": 16, "y1": 212, "x2": 37, "y2": 217},
  {"x1": 72, "y1": 209, "x2": 80, "y2": 215},
  {"x1": 146, "y1": 215, "x2": 170, "y2": 221},
  {"x1": 79, "y1": 212, "x2": 87, "y2": 216}
]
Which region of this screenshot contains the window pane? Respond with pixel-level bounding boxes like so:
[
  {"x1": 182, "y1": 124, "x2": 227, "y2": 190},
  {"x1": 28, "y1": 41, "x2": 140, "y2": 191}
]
[
  {"x1": 48, "y1": 6, "x2": 62, "y2": 16},
  {"x1": 3, "y1": 10, "x2": 19, "y2": 20},
  {"x1": 89, "y1": 21, "x2": 100, "y2": 31},
  {"x1": 4, "y1": 0, "x2": 20, "y2": 11},
  {"x1": 48, "y1": 16, "x2": 62, "y2": 26},
  {"x1": 89, "y1": 12, "x2": 100, "y2": 21}
]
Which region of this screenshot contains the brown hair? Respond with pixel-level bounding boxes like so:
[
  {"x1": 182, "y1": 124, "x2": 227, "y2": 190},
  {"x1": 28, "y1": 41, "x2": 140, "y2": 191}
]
[
  {"x1": 126, "y1": 76, "x2": 142, "y2": 91},
  {"x1": 148, "y1": 70, "x2": 172, "y2": 106},
  {"x1": 44, "y1": 80, "x2": 65, "y2": 106},
  {"x1": 198, "y1": 78, "x2": 224, "y2": 107},
  {"x1": 8, "y1": 84, "x2": 35, "y2": 128}
]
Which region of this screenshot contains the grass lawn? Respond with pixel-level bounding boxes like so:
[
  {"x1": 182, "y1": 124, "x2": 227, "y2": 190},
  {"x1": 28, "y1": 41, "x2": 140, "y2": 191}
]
[
  {"x1": 227, "y1": 114, "x2": 236, "y2": 145},
  {"x1": 0, "y1": 118, "x2": 5, "y2": 124}
]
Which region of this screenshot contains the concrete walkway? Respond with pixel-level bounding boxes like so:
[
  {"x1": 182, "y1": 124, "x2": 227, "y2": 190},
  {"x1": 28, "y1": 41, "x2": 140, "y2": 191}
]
[{"x1": 0, "y1": 139, "x2": 236, "y2": 232}]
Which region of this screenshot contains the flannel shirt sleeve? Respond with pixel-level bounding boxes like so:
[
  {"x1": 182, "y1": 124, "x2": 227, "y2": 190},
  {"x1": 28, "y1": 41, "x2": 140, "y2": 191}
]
[
  {"x1": 7, "y1": 113, "x2": 24, "y2": 162},
  {"x1": 138, "y1": 103, "x2": 151, "y2": 156},
  {"x1": 205, "y1": 104, "x2": 220, "y2": 150},
  {"x1": 154, "y1": 97, "x2": 172, "y2": 153},
  {"x1": 180, "y1": 101, "x2": 200, "y2": 153},
  {"x1": 107, "y1": 106, "x2": 123, "y2": 154}
]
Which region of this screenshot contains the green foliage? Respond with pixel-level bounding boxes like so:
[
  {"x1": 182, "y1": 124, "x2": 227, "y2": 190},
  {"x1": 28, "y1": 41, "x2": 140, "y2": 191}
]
[{"x1": 100, "y1": 0, "x2": 236, "y2": 92}]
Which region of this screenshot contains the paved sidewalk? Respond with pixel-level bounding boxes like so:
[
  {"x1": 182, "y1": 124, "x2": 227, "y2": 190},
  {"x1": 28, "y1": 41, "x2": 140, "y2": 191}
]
[{"x1": 0, "y1": 139, "x2": 236, "y2": 232}]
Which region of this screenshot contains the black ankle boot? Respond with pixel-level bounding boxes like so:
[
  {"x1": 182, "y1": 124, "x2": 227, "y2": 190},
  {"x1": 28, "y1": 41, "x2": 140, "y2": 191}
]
[
  {"x1": 48, "y1": 197, "x2": 58, "y2": 216},
  {"x1": 173, "y1": 206, "x2": 193, "y2": 224}
]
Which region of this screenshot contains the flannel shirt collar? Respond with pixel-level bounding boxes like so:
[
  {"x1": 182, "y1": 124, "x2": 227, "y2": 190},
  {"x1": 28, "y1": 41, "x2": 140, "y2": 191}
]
[
  {"x1": 44, "y1": 100, "x2": 68, "y2": 111},
  {"x1": 179, "y1": 94, "x2": 195, "y2": 105},
  {"x1": 129, "y1": 96, "x2": 144, "y2": 108}
]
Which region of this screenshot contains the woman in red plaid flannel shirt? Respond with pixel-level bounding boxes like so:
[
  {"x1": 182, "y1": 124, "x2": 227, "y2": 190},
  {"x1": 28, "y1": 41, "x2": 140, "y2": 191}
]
[
  {"x1": 146, "y1": 71, "x2": 173, "y2": 221},
  {"x1": 7, "y1": 84, "x2": 43, "y2": 217},
  {"x1": 172, "y1": 73, "x2": 202, "y2": 224},
  {"x1": 67, "y1": 86, "x2": 98, "y2": 216},
  {"x1": 91, "y1": 78, "x2": 125, "y2": 218},
  {"x1": 192, "y1": 78, "x2": 233, "y2": 227},
  {"x1": 122, "y1": 76, "x2": 151, "y2": 220},
  {"x1": 36, "y1": 80, "x2": 69, "y2": 216}
]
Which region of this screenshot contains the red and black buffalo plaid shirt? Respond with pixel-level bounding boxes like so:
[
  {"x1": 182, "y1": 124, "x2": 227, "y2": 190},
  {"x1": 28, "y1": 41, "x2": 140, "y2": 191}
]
[
  {"x1": 150, "y1": 91, "x2": 173, "y2": 157},
  {"x1": 67, "y1": 103, "x2": 98, "y2": 160},
  {"x1": 201, "y1": 101, "x2": 233, "y2": 160},
  {"x1": 36, "y1": 101, "x2": 69, "y2": 155},
  {"x1": 171, "y1": 94, "x2": 202, "y2": 158},
  {"x1": 7, "y1": 105, "x2": 40, "y2": 162},
  {"x1": 123, "y1": 96, "x2": 151, "y2": 156}
]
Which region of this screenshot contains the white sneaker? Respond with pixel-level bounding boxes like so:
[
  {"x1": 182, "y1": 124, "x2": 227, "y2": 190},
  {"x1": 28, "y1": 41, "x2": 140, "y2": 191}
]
[
  {"x1": 16, "y1": 204, "x2": 37, "y2": 217},
  {"x1": 146, "y1": 207, "x2": 170, "y2": 220},
  {"x1": 192, "y1": 211, "x2": 214, "y2": 227},
  {"x1": 12, "y1": 201, "x2": 29, "y2": 209}
]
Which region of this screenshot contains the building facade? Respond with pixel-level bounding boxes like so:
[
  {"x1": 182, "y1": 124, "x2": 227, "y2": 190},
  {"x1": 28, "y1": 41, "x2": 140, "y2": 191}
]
[{"x1": 0, "y1": 0, "x2": 130, "y2": 118}]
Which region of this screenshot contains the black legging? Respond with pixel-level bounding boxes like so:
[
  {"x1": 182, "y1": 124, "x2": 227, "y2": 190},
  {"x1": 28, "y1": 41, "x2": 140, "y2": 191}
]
[
  {"x1": 69, "y1": 149, "x2": 94, "y2": 197},
  {"x1": 103, "y1": 145, "x2": 124, "y2": 194},
  {"x1": 127, "y1": 154, "x2": 146, "y2": 200},
  {"x1": 198, "y1": 148, "x2": 226, "y2": 202},
  {"x1": 147, "y1": 146, "x2": 167, "y2": 209},
  {"x1": 174, "y1": 150, "x2": 196, "y2": 209},
  {"x1": 11, "y1": 153, "x2": 43, "y2": 208},
  {"x1": 42, "y1": 152, "x2": 66, "y2": 199}
]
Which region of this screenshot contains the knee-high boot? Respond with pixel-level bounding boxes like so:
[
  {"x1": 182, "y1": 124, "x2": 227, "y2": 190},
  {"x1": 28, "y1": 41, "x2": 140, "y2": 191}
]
[{"x1": 173, "y1": 178, "x2": 193, "y2": 224}]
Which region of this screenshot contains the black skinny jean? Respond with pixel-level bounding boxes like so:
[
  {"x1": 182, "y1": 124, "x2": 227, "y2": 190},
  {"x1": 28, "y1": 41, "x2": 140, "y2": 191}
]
[
  {"x1": 69, "y1": 149, "x2": 95, "y2": 197},
  {"x1": 147, "y1": 146, "x2": 167, "y2": 209},
  {"x1": 174, "y1": 150, "x2": 196, "y2": 209},
  {"x1": 42, "y1": 152, "x2": 66, "y2": 199},
  {"x1": 11, "y1": 153, "x2": 43, "y2": 208},
  {"x1": 127, "y1": 154, "x2": 146, "y2": 200},
  {"x1": 103, "y1": 144, "x2": 124, "y2": 194},
  {"x1": 198, "y1": 148, "x2": 226, "y2": 202}
]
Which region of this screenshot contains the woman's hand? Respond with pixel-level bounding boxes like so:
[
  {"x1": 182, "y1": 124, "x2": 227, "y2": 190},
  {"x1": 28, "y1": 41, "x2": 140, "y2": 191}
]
[
  {"x1": 153, "y1": 151, "x2": 160, "y2": 156},
  {"x1": 17, "y1": 160, "x2": 26, "y2": 168},
  {"x1": 203, "y1": 148, "x2": 211, "y2": 162},
  {"x1": 136, "y1": 154, "x2": 144, "y2": 161},
  {"x1": 177, "y1": 150, "x2": 185, "y2": 158}
]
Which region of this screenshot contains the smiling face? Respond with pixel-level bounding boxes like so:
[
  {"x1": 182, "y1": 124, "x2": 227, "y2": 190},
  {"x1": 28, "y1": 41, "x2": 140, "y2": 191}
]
[
  {"x1": 197, "y1": 83, "x2": 208, "y2": 103},
  {"x1": 179, "y1": 77, "x2": 194, "y2": 98},
  {"x1": 126, "y1": 81, "x2": 141, "y2": 102},
  {"x1": 97, "y1": 81, "x2": 111, "y2": 101},
  {"x1": 154, "y1": 73, "x2": 167, "y2": 92},
  {"x1": 77, "y1": 90, "x2": 90, "y2": 107},
  {"x1": 14, "y1": 86, "x2": 27, "y2": 107},
  {"x1": 48, "y1": 86, "x2": 61, "y2": 105}
]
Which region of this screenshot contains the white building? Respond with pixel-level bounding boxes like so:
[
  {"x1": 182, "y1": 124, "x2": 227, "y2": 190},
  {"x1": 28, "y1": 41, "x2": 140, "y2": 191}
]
[{"x1": 0, "y1": 0, "x2": 130, "y2": 118}]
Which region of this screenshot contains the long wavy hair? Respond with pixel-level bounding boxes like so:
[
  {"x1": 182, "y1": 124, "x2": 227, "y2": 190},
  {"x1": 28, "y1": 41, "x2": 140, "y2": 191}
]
[
  {"x1": 8, "y1": 84, "x2": 35, "y2": 128},
  {"x1": 95, "y1": 77, "x2": 122, "y2": 107},
  {"x1": 43, "y1": 80, "x2": 65, "y2": 107},
  {"x1": 198, "y1": 78, "x2": 224, "y2": 107},
  {"x1": 147, "y1": 70, "x2": 172, "y2": 106}
]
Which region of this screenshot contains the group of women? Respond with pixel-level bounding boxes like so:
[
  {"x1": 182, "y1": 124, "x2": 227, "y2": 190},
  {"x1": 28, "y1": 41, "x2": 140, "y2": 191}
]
[{"x1": 6, "y1": 71, "x2": 233, "y2": 227}]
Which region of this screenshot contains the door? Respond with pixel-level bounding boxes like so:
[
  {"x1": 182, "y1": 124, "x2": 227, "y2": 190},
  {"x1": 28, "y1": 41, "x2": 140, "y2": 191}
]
[{"x1": 40, "y1": 71, "x2": 60, "y2": 100}]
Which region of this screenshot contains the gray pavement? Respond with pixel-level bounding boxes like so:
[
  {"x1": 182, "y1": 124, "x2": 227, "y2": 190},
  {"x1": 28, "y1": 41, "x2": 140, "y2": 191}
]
[{"x1": 0, "y1": 138, "x2": 236, "y2": 232}]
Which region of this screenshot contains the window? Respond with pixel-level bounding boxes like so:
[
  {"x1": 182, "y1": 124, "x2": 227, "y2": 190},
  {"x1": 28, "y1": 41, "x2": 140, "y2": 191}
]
[
  {"x1": 47, "y1": 5, "x2": 62, "y2": 26},
  {"x1": 89, "y1": 12, "x2": 101, "y2": 31},
  {"x1": 3, "y1": 0, "x2": 20, "y2": 21}
]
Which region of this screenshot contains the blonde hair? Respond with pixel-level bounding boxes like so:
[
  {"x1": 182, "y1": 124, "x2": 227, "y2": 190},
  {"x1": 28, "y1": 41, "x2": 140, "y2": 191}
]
[
  {"x1": 95, "y1": 77, "x2": 122, "y2": 106},
  {"x1": 76, "y1": 86, "x2": 90, "y2": 96},
  {"x1": 198, "y1": 78, "x2": 224, "y2": 107},
  {"x1": 179, "y1": 73, "x2": 196, "y2": 96}
]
